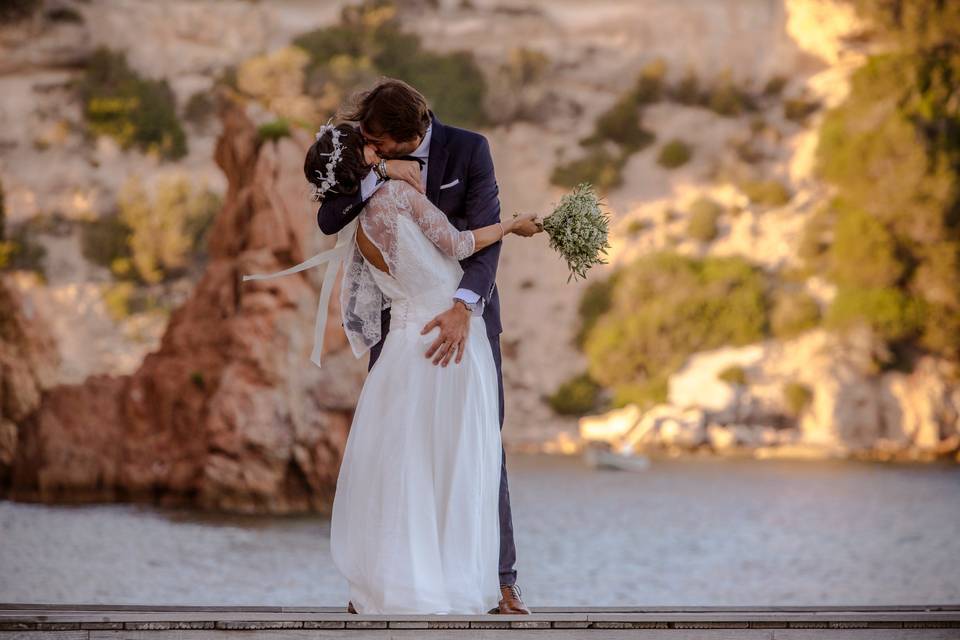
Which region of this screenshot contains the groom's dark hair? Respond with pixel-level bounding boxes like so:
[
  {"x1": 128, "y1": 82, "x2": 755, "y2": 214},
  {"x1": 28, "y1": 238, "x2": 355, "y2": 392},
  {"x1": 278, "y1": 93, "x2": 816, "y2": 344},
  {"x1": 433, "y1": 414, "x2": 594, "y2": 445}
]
[{"x1": 342, "y1": 78, "x2": 431, "y2": 143}]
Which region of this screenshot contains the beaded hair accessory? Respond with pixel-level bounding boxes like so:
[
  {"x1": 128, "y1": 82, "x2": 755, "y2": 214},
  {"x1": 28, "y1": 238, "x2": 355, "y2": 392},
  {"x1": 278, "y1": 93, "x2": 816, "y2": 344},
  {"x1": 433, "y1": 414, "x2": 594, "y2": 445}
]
[{"x1": 311, "y1": 120, "x2": 344, "y2": 202}]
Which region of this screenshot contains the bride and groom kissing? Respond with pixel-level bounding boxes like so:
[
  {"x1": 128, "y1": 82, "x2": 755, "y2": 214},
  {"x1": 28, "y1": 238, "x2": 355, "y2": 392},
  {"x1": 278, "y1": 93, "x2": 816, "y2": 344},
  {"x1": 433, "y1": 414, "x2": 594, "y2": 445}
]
[{"x1": 309, "y1": 78, "x2": 543, "y2": 615}]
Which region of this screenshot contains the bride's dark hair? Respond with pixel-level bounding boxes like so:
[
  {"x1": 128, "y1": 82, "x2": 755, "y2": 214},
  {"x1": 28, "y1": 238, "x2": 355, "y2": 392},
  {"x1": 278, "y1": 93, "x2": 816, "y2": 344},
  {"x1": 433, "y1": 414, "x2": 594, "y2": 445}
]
[{"x1": 303, "y1": 123, "x2": 368, "y2": 198}]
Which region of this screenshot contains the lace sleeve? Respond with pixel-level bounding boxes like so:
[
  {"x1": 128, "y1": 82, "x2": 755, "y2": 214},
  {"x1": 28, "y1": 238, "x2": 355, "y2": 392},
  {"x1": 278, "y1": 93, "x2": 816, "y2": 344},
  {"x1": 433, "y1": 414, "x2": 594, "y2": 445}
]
[{"x1": 396, "y1": 181, "x2": 475, "y2": 260}]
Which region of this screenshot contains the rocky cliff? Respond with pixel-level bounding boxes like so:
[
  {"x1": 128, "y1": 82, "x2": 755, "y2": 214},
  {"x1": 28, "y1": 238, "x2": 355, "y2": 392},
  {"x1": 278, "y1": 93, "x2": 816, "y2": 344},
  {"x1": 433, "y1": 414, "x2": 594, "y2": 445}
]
[{"x1": 1, "y1": 95, "x2": 367, "y2": 513}]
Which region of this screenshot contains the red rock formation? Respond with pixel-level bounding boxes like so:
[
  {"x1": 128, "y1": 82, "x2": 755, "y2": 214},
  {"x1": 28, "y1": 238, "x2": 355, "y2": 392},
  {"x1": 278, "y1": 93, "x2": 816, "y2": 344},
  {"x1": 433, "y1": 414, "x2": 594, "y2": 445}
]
[
  {"x1": 0, "y1": 278, "x2": 60, "y2": 488},
  {"x1": 3, "y1": 94, "x2": 367, "y2": 513}
]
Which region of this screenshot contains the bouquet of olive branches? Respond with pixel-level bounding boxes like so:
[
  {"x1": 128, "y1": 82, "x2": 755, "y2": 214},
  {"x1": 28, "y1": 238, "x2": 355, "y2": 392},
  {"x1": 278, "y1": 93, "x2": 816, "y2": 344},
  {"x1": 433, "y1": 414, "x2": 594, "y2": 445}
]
[{"x1": 540, "y1": 182, "x2": 611, "y2": 282}]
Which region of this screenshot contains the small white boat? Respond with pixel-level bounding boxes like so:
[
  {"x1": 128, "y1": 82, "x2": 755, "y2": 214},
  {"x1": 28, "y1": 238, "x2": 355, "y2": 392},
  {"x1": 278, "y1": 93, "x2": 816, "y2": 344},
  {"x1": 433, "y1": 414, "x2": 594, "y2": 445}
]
[{"x1": 583, "y1": 444, "x2": 651, "y2": 471}]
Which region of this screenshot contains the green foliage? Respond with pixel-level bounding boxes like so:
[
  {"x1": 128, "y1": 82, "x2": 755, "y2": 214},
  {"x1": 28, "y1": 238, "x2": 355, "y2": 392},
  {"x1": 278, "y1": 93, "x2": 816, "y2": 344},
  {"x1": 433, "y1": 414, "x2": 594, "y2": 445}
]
[
  {"x1": 718, "y1": 365, "x2": 747, "y2": 386},
  {"x1": 828, "y1": 205, "x2": 903, "y2": 288},
  {"x1": 78, "y1": 47, "x2": 187, "y2": 160},
  {"x1": 706, "y1": 70, "x2": 757, "y2": 117},
  {"x1": 783, "y1": 381, "x2": 813, "y2": 417},
  {"x1": 80, "y1": 211, "x2": 133, "y2": 278},
  {"x1": 610, "y1": 375, "x2": 669, "y2": 409},
  {"x1": 668, "y1": 69, "x2": 702, "y2": 105},
  {"x1": 547, "y1": 372, "x2": 604, "y2": 416},
  {"x1": 657, "y1": 139, "x2": 693, "y2": 169},
  {"x1": 293, "y1": 0, "x2": 487, "y2": 128},
  {"x1": 574, "y1": 272, "x2": 619, "y2": 348},
  {"x1": 183, "y1": 90, "x2": 215, "y2": 128},
  {"x1": 784, "y1": 97, "x2": 820, "y2": 123},
  {"x1": 685, "y1": 197, "x2": 723, "y2": 242},
  {"x1": 763, "y1": 75, "x2": 788, "y2": 97},
  {"x1": 809, "y1": 1, "x2": 960, "y2": 360},
  {"x1": 740, "y1": 178, "x2": 791, "y2": 207},
  {"x1": 634, "y1": 58, "x2": 667, "y2": 105},
  {"x1": 625, "y1": 218, "x2": 652, "y2": 237},
  {"x1": 0, "y1": 223, "x2": 47, "y2": 276},
  {"x1": 770, "y1": 290, "x2": 821, "y2": 338},
  {"x1": 257, "y1": 118, "x2": 292, "y2": 142},
  {"x1": 552, "y1": 61, "x2": 663, "y2": 191},
  {"x1": 581, "y1": 92, "x2": 656, "y2": 152},
  {"x1": 581, "y1": 251, "x2": 768, "y2": 398},
  {"x1": 116, "y1": 175, "x2": 221, "y2": 284},
  {"x1": 826, "y1": 286, "x2": 923, "y2": 343}
]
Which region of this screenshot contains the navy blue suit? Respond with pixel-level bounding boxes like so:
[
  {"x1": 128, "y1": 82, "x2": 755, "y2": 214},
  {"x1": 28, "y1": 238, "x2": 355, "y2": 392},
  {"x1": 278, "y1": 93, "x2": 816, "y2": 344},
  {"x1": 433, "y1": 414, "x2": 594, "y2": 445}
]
[{"x1": 316, "y1": 112, "x2": 518, "y2": 588}]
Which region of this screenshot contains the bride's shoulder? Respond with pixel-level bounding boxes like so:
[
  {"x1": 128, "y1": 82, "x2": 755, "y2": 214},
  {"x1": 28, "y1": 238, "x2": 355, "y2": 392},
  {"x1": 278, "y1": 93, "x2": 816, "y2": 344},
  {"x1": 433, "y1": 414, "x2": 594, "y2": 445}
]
[{"x1": 381, "y1": 179, "x2": 423, "y2": 205}]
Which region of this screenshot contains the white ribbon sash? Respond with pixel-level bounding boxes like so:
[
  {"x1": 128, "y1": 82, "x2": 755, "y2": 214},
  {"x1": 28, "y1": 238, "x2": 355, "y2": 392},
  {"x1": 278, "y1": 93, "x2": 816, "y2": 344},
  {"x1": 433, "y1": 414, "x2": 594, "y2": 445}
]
[{"x1": 241, "y1": 218, "x2": 358, "y2": 368}]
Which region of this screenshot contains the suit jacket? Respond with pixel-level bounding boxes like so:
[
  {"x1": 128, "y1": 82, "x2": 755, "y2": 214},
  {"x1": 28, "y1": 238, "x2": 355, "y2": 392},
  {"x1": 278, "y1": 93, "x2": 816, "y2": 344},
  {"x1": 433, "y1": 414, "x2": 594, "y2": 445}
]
[{"x1": 316, "y1": 112, "x2": 503, "y2": 339}]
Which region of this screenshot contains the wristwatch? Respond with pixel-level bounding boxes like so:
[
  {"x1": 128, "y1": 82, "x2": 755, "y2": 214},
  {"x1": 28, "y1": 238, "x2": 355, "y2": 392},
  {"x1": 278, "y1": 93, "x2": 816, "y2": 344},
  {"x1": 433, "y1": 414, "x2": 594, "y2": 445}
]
[
  {"x1": 454, "y1": 297, "x2": 477, "y2": 313},
  {"x1": 373, "y1": 158, "x2": 388, "y2": 181}
]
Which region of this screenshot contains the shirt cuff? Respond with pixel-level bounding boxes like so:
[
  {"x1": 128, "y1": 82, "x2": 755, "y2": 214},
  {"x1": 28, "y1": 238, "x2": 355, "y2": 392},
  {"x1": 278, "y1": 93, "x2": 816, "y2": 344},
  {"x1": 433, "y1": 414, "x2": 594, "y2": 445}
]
[
  {"x1": 454, "y1": 288, "x2": 484, "y2": 316},
  {"x1": 360, "y1": 170, "x2": 385, "y2": 201}
]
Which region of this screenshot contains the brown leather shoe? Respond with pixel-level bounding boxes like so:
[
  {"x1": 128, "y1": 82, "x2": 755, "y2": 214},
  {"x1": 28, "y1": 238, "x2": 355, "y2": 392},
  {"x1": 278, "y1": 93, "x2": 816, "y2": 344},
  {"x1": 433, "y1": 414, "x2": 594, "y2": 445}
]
[
  {"x1": 347, "y1": 601, "x2": 357, "y2": 614},
  {"x1": 496, "y1": 583, "x2": 531, "y2": 614}
]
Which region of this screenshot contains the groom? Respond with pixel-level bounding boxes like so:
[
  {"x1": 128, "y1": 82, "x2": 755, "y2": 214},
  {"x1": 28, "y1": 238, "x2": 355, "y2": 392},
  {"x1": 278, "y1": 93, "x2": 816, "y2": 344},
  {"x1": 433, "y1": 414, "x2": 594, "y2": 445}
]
[{"x1": 317, "y1": 78, "x2": 538, "y2": 615}]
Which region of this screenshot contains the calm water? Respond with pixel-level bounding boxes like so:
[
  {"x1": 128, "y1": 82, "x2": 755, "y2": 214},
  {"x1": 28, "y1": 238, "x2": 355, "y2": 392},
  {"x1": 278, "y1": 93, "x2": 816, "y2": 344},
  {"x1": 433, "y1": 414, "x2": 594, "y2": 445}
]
[{"x1": 2, "y1": 453, "x2": 958, "y2": 607}]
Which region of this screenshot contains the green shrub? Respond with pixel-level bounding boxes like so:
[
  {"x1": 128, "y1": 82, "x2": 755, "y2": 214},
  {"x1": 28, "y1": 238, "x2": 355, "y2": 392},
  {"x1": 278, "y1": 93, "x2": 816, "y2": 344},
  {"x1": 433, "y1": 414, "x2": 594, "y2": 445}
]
[
  {"x1": 117, "y1": 175, "x2": 221, "y2": 284},
  {"x1": 783, "y1": 381, "x2": 813, "y2": 417},
  {"x1": 706, "y1": 71, "x2": 756, "y2": 117},
  {"x1": 575, "y1": 273, "x2": 619, "y2": 348},
  {"x1": 80, "y1": 211, "x2": 133, "y2": 277},
  {"x1": 625, "y1": 218, "x2": 652, "y2": 237},
  {"x1": 581, "y1": 92, "x2": 656, "y2": 152},
  {"x1": 547, "y1": 372, "x2": 604, "y2": 416},
  {"x1": 826, "y1": 286, "x2": 922, "y2": 342},
  {"x1": 294, "y1": 1, "x2": 488, "y2": 129},
  {"x1": 784, "y1": 97, "x2": 820, "y2": 123},
  {"x1": 78, "y1": 47, "x2": 187, "y2": 160},
  {"x1": 634, "y1": 58, "x2": 667, "y2": 105},
  {"x1": 763, "y1": 75, "x2": 788, "y2": 97},
  {"x1": 0, "y1": 224, "x2": 47, "y2": 276},
  {"x1": 550, "y1": 146, "x2": 626, "y2": 192},
  {"x1": 657, "y1": 139, "x2": 692, "y2": 169},
  {"x1": 685, "y1": 197, "x2": 723, "y2": 242},
  {"x1": 103, "y1": 281, "x2": 136, "y2": 321},
  {"x1": 669, "y1": 69, "x2": 702, "y2": 105},
  {"x1": 611, "y1": 375, "x2": 669, "y2": 409},
  {"x1": 718, "y1": 365, "x2": 747, "y2": 386},
  {"x1": 582, "y1": 251, "x2": 768, "y2": 396},
  {"x1": 257, "y1": 118, "x2": 292, "y2": 142},
  {"x1": 183, "y1": 90, "x2": 215, "y2": 128},
  {"x1": 770, "y1": 290, "x2": 821, "y2": 338},
  {"x1": 828, "y1": 206, "x2": 903, "y2": 288},
  {"x1": 740, "y1": 178, "x2": 791, "y2": 207}
]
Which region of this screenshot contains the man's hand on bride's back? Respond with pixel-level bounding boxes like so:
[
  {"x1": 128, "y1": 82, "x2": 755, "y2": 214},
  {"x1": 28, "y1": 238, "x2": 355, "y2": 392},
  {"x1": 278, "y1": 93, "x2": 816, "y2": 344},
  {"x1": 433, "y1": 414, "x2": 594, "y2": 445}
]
[
  {"x1": 385, "y1": 159, "x2": 424, "y2": 194},
  {"x1": 421, "y1": 301, "x2": 471, "y2": 367}
]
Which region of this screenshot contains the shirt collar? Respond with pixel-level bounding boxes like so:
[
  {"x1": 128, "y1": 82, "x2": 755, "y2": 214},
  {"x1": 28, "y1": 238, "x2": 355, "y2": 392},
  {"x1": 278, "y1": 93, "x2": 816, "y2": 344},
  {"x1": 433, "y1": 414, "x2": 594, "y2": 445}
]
[{"x1": 410, "y1": 123, "x2": 432, "y2": 159}]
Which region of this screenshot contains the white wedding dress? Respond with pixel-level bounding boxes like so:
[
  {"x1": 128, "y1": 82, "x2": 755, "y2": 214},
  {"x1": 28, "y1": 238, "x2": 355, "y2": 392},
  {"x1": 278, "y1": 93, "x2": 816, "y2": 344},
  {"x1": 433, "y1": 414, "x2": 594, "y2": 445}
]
[{"x1": 328, "y1": 179, "x2": 503, "y2": 614}]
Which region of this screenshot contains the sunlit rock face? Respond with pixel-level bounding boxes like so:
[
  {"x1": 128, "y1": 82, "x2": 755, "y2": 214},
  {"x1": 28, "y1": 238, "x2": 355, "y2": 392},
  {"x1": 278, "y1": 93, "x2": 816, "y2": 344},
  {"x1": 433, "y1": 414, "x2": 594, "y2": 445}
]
[
  {"x1": 576, "y1": 328, "x2": 960, "y2": 462},
  {"x1": 2, "y1": 97, "x2": 367, "y2": 513}
]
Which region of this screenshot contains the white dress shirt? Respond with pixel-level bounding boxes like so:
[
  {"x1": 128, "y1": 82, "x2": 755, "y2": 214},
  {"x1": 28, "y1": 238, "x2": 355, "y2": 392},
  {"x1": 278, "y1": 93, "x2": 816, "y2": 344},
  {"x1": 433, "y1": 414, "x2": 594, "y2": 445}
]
[{"x1": 360, "y1": 124, "x2": 484, "y2": 316}]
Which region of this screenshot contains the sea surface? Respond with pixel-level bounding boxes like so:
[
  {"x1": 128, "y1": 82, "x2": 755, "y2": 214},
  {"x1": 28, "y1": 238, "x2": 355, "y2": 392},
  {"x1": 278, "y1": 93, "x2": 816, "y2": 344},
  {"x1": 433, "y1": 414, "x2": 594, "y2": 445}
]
[{"x1": 2, "y1": 453, "x2": 958, "y2": 607}]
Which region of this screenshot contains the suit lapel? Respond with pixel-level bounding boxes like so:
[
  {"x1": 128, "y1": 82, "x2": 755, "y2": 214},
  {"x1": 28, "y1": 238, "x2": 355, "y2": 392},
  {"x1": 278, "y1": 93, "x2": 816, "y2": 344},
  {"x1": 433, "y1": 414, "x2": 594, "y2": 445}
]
[{"x1": 425, "y1": 112, "x2": 449, "y2": 205}]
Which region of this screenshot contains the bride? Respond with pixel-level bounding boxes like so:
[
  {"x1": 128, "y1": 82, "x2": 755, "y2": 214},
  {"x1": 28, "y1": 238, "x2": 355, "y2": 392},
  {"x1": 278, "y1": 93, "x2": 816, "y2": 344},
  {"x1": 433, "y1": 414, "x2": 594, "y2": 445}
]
[{"x1": 303, "y1": 123, "x2": 540, "y2": 614}]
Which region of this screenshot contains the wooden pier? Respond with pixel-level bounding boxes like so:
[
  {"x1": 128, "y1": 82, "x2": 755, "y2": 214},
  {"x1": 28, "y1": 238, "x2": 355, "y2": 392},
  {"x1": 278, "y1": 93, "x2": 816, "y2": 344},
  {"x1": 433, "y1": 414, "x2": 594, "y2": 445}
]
[{"x1": 1, "y1": 604, "x2": 958, "y2": 639}]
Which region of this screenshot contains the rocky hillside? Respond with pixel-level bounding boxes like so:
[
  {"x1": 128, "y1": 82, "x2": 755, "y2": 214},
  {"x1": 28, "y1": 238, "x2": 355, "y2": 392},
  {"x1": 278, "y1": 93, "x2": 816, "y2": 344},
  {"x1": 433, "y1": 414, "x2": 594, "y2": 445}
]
[
  {"x1": 1, "y1": 94, "x2": 367, "y2": 513},
  {"x1": 0, "y1": 0, "x2": 956, "y2": 504}
]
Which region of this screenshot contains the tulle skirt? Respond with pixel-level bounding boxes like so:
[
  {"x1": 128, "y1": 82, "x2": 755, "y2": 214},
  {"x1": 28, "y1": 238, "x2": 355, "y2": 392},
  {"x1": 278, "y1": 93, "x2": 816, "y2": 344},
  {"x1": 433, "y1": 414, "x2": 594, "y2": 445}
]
[{"x1": 329, "y1": 313, "x2": 502, "y2": 614}]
